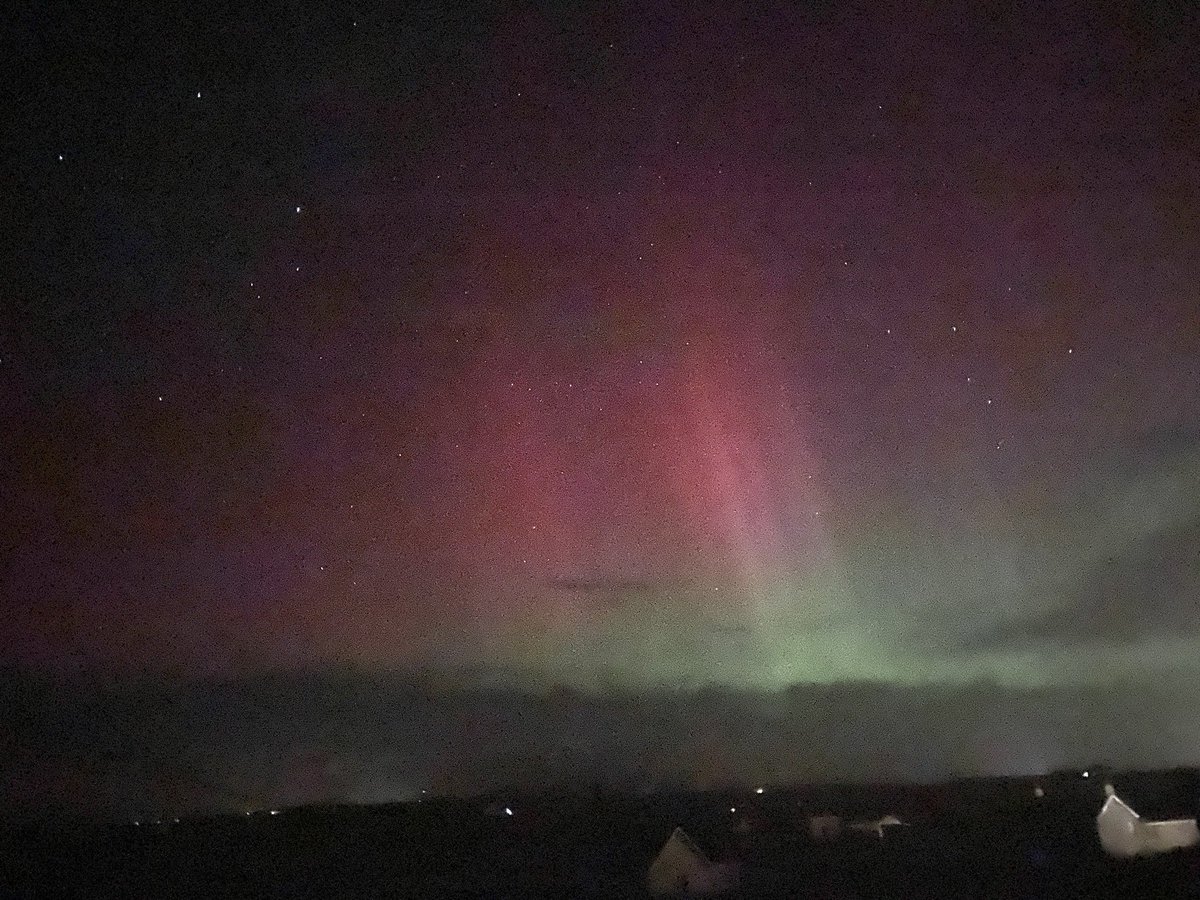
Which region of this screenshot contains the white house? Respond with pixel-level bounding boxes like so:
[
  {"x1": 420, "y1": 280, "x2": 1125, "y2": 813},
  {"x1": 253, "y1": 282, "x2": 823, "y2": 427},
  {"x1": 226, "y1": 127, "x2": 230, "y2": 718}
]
[
  {"x1": 848, "y1": 813, "x2": 906, "y2": 839},
  {"x1": 1096, "y1": 783, "x2": 1200, "y2": 858},
  {"x1": 646, "y1": 827, "x2": 739, "y2": 896},
  {"x1": 808, "y1": 813, "x2": 842, "y2": 841}
]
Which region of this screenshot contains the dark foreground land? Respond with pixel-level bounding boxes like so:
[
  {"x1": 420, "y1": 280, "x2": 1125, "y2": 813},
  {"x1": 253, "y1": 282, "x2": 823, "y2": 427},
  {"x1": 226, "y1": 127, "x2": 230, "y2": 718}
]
[{"x1": 4, "y1": 771, "x2": 1200, "y2": 898}]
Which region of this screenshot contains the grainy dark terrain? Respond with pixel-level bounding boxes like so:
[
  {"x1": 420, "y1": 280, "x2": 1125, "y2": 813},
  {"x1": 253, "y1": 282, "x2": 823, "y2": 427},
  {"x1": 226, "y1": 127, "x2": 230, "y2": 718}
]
[{"x1": 4, "y1": 773, "x2": 1200, "y2": 898}]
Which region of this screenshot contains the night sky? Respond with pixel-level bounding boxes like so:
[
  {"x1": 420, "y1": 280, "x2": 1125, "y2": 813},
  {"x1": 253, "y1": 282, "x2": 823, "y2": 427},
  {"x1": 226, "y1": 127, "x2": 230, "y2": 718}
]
[{"x1": 5, "y1": 1, "x2": 1200, "y2": 814}]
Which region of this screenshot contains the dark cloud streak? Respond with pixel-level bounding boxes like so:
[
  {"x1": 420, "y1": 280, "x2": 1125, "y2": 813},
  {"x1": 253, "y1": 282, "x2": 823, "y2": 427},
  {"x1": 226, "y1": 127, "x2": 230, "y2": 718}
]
[{"x1": 5, "y1": 667, "x2": 1200, "y2": 820}]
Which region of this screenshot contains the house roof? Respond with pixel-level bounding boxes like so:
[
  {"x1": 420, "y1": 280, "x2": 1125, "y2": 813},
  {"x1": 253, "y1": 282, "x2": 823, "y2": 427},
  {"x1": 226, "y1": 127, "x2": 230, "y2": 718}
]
[
  {"x1": 1100, "y1": 777, "x2": 1200, "y2": 822},
  {"x1": 665, "y1": 826, "x2": 711, "y2": 863}
]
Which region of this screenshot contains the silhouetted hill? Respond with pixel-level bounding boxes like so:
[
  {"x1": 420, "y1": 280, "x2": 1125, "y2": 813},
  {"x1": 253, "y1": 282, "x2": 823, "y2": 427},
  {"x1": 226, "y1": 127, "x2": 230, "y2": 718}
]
[{"x1": 4, "y1": 770, "x2": 1200, "y2": 897}]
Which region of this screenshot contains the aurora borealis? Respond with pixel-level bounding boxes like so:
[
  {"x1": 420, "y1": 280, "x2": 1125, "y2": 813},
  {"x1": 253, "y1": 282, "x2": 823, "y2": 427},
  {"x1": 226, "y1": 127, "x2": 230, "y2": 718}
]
[{"x1": 5, "y1": 1, "x2": 1200, "y2": 814}]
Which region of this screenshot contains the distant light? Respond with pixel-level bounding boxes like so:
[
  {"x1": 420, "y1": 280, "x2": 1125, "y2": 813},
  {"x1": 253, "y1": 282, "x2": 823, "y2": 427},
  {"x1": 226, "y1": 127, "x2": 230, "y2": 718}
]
[
  {"x1": 730, "y1": 807, "x2": 737, "y2": 814},
  {"x1": 196, "y1": 92, "x2": 201, "y2": 98},
  {"x1": 295, "y1": 206, "x2": 301, "y2": 213},
  {"x1": 504, "y1": 807, "x2": 513, "y2": 816},
  {"x1": 58, "y1": 154, "x2": 64, "y2": 161},
  {"x1": 755, "y1": 787, "x2": 764, "y2": 795},
  {"x1": 270, "y1": 810, "x2": 279, "y2": 816},
  {"x1": 1082, "y1": 771, "x2": 1090, "y2": 778}
]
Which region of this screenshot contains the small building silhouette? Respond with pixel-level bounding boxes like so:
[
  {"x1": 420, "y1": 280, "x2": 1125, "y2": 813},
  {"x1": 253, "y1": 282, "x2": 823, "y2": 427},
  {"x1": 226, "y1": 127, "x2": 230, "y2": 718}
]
[
  {"x1": 1096, "y1": 783, "x2": 1200, "y2": 858},
  {"x1": 646, "y1": 827, "x2": 739, "y2": 896}
]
